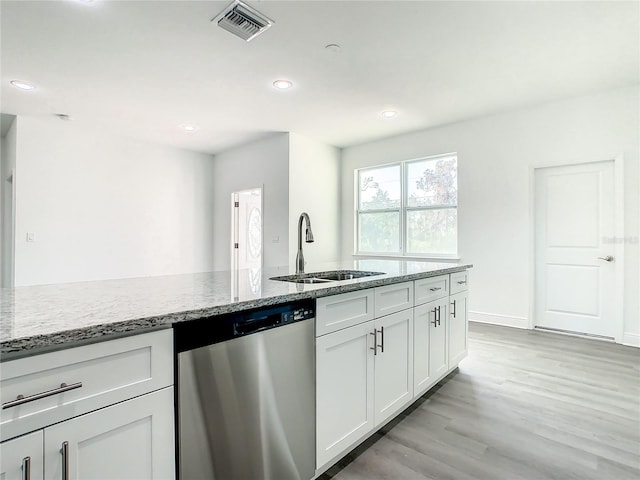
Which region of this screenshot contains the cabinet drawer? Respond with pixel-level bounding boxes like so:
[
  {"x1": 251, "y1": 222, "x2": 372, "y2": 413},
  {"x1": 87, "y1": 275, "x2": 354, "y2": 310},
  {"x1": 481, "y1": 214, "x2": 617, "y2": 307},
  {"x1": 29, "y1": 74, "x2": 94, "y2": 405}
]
[
  {"x1": 414, "y1": 275, "x2": 449, "y2": 305},
  {"x1": 1, "y1": 329, "x2": 173, "y2": 442},
  {"x1": 316, "y1": 289, "x2": 375, "y2": 337},
  {"x1": 450, "y1": 271, "x2": 469, "y2": 294},
  {"x1": 374, "y1": 282, "x2": 414, "y2": 318}
]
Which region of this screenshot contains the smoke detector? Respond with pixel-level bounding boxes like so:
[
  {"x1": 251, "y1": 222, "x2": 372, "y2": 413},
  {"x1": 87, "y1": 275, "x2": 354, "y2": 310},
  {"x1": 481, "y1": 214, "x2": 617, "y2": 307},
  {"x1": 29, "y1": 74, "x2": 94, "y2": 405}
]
[{"x1": 212, "y1": 0, "x2": 274, "y2": 42}]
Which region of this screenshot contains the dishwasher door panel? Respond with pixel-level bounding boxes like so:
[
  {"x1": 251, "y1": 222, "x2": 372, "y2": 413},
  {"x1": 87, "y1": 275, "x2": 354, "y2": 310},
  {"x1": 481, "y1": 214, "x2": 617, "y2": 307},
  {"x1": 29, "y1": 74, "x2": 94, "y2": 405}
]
[{"x1": 178, "y1": 318, "x2": 315, "y2": 480}]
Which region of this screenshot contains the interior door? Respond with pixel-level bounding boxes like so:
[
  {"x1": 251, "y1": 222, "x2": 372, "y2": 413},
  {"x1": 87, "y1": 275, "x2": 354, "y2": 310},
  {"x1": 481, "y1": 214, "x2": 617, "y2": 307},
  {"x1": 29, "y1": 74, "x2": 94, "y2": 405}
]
[
  {"x1": 534, "y1": 161, "x2": 618, "y2": 339},
  {"x1": 232, "y1": 188, "x2": 262, "y2": 271}
]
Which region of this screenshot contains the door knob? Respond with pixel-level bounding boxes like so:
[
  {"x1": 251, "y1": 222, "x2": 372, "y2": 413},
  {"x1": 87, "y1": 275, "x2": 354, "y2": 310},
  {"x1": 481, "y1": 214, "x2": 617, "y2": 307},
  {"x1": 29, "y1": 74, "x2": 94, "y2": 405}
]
[{"x1": 597, "y1": 256, "x2": 614, "y2": 262}]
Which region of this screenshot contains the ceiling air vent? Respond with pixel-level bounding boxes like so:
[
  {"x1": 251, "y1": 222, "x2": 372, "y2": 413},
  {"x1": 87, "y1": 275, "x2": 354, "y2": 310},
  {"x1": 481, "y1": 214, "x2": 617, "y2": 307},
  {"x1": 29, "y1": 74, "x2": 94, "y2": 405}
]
[{"x1": 212, "y1": 0, "x2": 274, "y2": 42}]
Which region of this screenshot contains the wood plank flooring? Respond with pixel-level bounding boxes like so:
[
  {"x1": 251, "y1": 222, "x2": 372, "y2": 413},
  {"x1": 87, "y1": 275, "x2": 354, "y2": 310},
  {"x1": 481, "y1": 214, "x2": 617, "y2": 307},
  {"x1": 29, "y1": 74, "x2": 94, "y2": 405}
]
[{"x1": 319, "y1": 322, "x2": 640, "y2": 480}]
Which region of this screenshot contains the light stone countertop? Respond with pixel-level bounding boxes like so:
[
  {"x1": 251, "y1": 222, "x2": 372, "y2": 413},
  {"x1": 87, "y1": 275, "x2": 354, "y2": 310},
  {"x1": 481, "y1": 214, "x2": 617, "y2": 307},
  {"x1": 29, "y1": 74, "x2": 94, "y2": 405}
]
[{"x1": 0, "y1": 259, "x2": 472, "y2": 359}]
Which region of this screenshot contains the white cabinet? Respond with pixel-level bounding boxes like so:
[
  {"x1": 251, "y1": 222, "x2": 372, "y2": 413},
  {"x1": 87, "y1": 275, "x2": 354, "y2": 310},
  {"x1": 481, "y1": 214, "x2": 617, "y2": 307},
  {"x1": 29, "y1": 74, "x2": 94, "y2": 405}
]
[
  {"x1": 450, "y1": 270, "x2": 469, "y2": 295},
  {"x1": 0, "y1": 330, "x2": 175, "y2": 480},
  {"x1": 413, "y1": 297, "x2": 449, "y2": 396},
  {"x1": 316, "y1": 287, "x2": 414, "y2": 470},
  {"x1": 449, "y1": 290, "x2": 468, "y2": 367},
  {"x1": 316, "y1": 289, "x2": 375, "y2": 336},
  {"x1": 1, "y1": 329, "x2": 173, "y2": 442},
  {"x1": 414, "y1": 274, "x2": 449, "y2": 305},
  {"x1": 374, "y1": 281, "x2": 414, "y2": 318},
  {"x1": 316, "y1": 321, "x2": 375, "y2": 468},
  {"x1": 373, "y1": 309, "x2": 414, "y2": 426},
  {"x1": 413, "y1": 297, "x2": 449, "y2": 397},
  {"x1": 44, "y1": 387, "x2": 174, "y2": 480},
  {"x1": 0, "y1": 431, "x2": 44, "y2": 480},
  {"x1": 315, "y1": 271, "x2": 469, "y2": 474}
]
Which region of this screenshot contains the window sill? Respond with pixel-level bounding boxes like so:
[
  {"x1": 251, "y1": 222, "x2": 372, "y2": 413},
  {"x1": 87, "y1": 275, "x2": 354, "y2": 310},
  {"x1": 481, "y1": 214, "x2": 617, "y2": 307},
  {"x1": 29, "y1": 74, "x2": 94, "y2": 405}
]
[{"x1": 352, "y1": 254, "x2": 461, "y2": 262}]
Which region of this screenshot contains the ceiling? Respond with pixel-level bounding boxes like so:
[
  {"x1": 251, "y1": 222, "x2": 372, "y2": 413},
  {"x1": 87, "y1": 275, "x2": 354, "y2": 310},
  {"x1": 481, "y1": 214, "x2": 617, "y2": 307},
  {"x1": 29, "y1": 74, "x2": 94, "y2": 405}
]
[{"x1": 1, "y1": 0, "x2": 638, "y2": 154}]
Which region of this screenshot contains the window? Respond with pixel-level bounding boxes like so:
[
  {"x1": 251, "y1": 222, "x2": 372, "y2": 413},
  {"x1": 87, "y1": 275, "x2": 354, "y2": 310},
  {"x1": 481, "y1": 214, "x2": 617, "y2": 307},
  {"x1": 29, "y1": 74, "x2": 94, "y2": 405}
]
[{"x1": 356, "y1": 154, "x2": 457, "y2": 257}]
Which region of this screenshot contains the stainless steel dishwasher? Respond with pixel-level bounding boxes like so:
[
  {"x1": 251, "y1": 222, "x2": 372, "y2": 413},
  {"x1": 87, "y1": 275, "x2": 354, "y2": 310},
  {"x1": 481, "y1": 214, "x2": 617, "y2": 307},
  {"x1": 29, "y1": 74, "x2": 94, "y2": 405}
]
[{"x1": 175, "y1": 300, "x2": 316, "y2": 480}]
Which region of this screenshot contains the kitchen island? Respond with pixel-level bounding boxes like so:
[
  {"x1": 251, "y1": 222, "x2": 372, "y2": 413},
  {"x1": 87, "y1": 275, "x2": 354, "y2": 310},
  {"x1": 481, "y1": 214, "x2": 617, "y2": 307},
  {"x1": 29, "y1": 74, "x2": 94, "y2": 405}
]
[{"x1": 0, "y1": 259, "x2": 471, "y2": 480}]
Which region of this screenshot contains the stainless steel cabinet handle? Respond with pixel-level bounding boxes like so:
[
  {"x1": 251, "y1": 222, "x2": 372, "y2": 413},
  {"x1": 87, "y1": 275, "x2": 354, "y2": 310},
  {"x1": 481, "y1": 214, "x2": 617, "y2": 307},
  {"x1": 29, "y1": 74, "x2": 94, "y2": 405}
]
[
  {"x1": 598, "y1": 256, "x2": 614, "y2": 262},
  {"x1": 379, "y1": 326, "x2": 384, "y2": 353},
  {"x1": 370, "y1": 329, "x2": 378, "y2": 355},
  {"x1": 451, "y1": 300, "x2": 457, "y2": 318},
  {"x1": 2, "y1": 382, "x2": 83, "y2": 409},
  {"x1": 457, "y1": 280, "x2": 467, "y2": 285},
  {"x1": 430, "y1": 308, "x2": 438, "y2": 327},
  {"x1": 437, "y1": 306, "x2": 441, "y2": 326},
  {"x1": 429, "y1": 287, "x2": 441, "y2": 291},
  {"x1": 61, "y1": 441, "x2": 69, "y2": 480},
  {"x1": 22, "y1": 457, "x2": 31, "y2": 480}
]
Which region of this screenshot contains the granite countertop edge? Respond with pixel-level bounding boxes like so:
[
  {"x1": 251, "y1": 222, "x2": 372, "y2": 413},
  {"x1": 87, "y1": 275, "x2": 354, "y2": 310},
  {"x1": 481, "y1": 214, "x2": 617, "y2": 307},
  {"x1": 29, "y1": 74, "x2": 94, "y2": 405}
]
[{"x1": 1, "y1": 264, "x2": 472, "y2": 359}]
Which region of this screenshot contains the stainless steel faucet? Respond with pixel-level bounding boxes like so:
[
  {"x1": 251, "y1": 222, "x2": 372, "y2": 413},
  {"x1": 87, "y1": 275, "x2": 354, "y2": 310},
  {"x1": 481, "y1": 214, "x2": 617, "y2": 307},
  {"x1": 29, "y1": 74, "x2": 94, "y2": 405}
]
[{"x1": 296, "y1": 212, "x2": 314, "y2": 274}]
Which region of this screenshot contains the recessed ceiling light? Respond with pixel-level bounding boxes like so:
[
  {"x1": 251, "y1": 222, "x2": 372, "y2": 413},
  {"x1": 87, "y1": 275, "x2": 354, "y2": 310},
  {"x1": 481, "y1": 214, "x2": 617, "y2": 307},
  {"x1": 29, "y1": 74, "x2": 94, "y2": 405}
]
[
  {"x1": 10, "y1": 80, "x2": 36, "y2": 91},
  {"x1": 381, "y1": 110, "x2": 398, "y2": 119},
  {"x1": 180, "y1": 124, "x2": 198, "y2": 133},
  {"x1": 273, "y1": 79, "x2": 293, "y2": 90}
]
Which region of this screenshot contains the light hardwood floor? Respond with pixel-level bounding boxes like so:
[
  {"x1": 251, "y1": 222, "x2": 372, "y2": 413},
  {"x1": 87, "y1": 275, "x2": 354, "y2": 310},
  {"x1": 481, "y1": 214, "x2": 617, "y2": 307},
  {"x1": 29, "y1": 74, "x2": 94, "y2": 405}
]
[{"x1": 320, "y1": 322, "x2": 640, "y2": 480}]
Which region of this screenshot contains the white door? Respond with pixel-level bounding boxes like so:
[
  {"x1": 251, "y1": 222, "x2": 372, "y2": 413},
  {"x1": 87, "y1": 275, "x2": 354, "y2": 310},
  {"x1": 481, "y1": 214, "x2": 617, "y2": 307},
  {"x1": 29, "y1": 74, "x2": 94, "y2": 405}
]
[
  {"x1": 0, "y1": 430, "x2": 44, "y2": 480},
  {"x1": 373, "y1": 309, "x2": 414, "y2": 427},
  {"x1": 44, "y1": 387, "x2": 175, "y2": 480},
  {"x1": 315, "y1": 321, "x2": 375, "y2": 469},
  {"x1": 231, "y1": 188, "x2": 262, "y2": 271},
  {"x1": 535, "y1": 161, "x2": 618, "y2": 339}
]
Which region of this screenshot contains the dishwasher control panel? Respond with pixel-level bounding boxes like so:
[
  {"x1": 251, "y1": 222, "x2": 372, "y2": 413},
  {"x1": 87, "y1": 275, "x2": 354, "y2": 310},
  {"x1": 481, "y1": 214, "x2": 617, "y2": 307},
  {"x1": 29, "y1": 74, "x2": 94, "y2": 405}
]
[
  {"x1": 284, "y1": 306, "x2": 315, "y2": 323},
  {"x1": 174, "y1": 299, "x2": 315, "y2": 352}
]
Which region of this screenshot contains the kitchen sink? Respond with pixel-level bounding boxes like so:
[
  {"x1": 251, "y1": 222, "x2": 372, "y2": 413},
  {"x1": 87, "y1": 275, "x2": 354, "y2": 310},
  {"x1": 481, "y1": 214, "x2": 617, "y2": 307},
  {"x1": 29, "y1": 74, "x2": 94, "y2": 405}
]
[
  {"x1": 291, "y1": 277, "x2": 334, "y2": 284},
  {"x1": 270, "y1": 270, "x2": 385, "y2": 284}
]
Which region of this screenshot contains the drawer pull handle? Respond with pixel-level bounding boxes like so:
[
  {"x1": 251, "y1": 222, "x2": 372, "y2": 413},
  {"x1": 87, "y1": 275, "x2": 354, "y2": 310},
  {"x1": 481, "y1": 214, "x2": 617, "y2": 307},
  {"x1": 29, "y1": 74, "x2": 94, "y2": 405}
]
[
  {"x1": 61, "y1": 441, "x2": 69, "y2": 480},
  {"x1": 457, "y1": 280, "x2": 467, "y2": 285},
  {"x1": 22, "y1": 456, "x2": 31, "y2": 480},
  {"x1": 437, "y1": 306, "x2": 442, "y2": 326},
  {"x1": 379, "y1": 326, "x2": 385, "y2": 353},
  {"x1": 429, "y1": 287, "x2": 442, "y2": 291},
  {"x1": 431, "y1": 308, "x2": 438, "y2": 327},
  {"x1": 2, "y1": 382, "x2": 83, "y2": 409},
  {"x1": 451, "y1": 300, "x2": 457, "y2": 318},
  {"x1": 370, "y1": 329, "x2": 378, "y2": 355}
]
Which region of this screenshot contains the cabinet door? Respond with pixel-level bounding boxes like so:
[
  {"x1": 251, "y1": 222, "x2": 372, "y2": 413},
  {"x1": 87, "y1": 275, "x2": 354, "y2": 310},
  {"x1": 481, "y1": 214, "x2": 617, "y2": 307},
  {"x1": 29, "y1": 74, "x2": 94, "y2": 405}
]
[
  {"x1": 0, "y1": 431, "x2": 44, "y2": 480},
  {"x1": 373, "y1": 309, "x2": 414, "y2": 427},
  {"x1": 413, "y1": 303, "x2": 432, "y2": 397},
  {"x1": 44, "y1": 387, "x2": 175, "y2": 480},
  {"x1": 449, "y1": 290, "x2": 469, "y2": 367},
  {"x1": 316, "y1": 321, "x2": 375, "y2": 469},
  {"x1": 429, "y1": 299, "x2": 449, "y2": 381}
]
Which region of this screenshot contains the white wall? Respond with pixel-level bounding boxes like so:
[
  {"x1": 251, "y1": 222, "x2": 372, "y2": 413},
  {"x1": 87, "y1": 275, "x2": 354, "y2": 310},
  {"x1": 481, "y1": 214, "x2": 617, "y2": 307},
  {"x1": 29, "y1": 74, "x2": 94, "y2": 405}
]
[
  {"x1": 211, "y1": 133, "x2": 290, "y2": 270},
  {"x1": 288, "y1": 133, "x2": 341, "y2": 268},
  {"x1": 1, "y1": 116, "x2": 17, "y2": 287},
  {"x1": 340, "y1": 86, "x2": 639, "y2": 343},
  {"x1": 14, "y1": 115, "x2": 215, "y2": 286}
]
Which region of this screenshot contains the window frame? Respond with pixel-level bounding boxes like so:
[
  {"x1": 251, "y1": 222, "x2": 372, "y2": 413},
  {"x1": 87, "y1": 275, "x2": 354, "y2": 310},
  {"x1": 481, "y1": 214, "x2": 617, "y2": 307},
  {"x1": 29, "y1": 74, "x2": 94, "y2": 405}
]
[{"x1": 355, "y1": 153, "x2": 458, "y2": 259}]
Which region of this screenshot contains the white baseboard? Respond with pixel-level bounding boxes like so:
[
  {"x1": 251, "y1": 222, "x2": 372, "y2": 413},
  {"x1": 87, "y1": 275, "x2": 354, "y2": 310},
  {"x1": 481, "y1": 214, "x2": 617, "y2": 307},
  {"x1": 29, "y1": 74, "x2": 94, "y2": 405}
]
[
  {"x1": 622, "y1": 333, "x2": 640, "y2": 348},
  {"x1": 469, "y1": 311, "x2": 529, "y2": 329}
]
